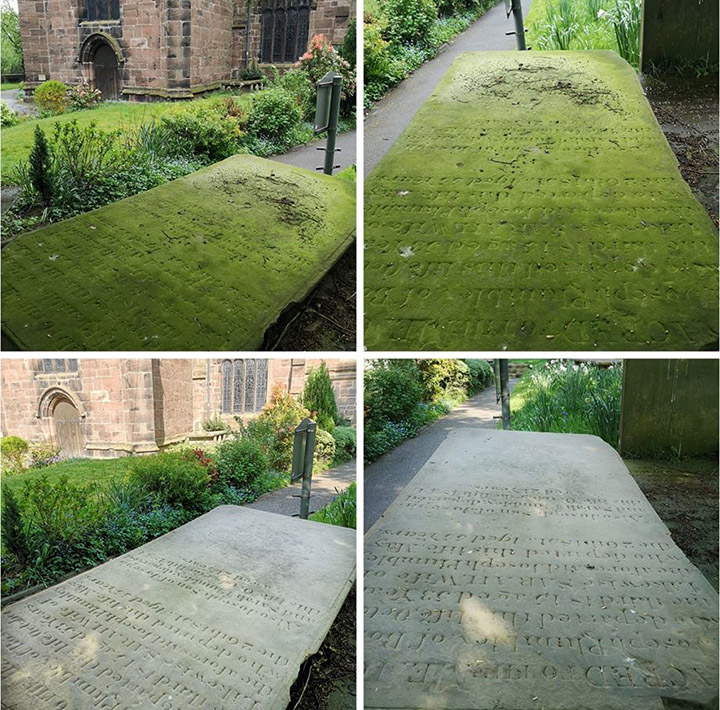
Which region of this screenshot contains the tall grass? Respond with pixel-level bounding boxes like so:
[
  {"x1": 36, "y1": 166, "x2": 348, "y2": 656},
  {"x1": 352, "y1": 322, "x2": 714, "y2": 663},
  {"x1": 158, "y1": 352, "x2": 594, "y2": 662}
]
[
  {"x1": 310, "y1": 483, "x2": 356, "y2": 528},
  {"x1": 609, "y1": 0, "x2": 641, "y2": 67},
  {"x1": 526, "y1": 0, "x2": 641, "y2": 68},
  {"x1": 510, "y1": 361, "x2": 622, "y2": 448}
]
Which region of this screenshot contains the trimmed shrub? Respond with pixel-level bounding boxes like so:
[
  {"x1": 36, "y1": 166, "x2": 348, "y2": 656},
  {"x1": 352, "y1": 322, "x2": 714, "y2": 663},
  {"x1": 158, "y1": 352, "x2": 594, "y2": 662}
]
[
  {"x1": 27, "y1": 124, "x2": 54, "y2": 206},
  {"x1": 313, "y1": 428, "x2": 336, "y2": 469},
  {"x1": 215, "y1": 438, "x2": 268, "y2": 489},
  {"x1": 246, "y1": 88, "x2": 302, "y2": 142},
  {"x1": 1, "y1": 435, "x2": 29, "y2": 474},
  {"x1": 160, "y1": 105, "x2": 242, "y2": 162},
  {"x1": 302, "y1": 362, "x2": 338, "y2": 433},
  {"x1": 128, "y1": 452, "x2": 210, "y2": 510},
  {"x1": 332, "y1": 426, "x2": 356, "y2": 463},
  {"x1": 34, "y1": 79, "x2": 68, "y2": 115}
]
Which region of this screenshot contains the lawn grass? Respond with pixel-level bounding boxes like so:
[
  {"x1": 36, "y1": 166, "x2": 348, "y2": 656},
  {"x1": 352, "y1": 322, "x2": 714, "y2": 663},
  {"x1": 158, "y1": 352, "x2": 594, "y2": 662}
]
[
  {"x1": 1, "y1": 81, "x2": 23, "y2": 91},
  {"x1": 2, "y1": 457, "x2": 131, "y2": 496},
  {"x1": 1, "y1": 91, "x2": 255, "y2": 184}
]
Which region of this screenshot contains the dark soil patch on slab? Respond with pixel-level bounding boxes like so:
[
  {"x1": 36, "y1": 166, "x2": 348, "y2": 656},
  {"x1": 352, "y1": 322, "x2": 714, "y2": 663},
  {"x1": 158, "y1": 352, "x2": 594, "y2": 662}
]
[
  {"x1": 625, "y1": 457, "x2": 719, "y2": 591},
  {"x1": 265, "y1": 246, "x2": 356, "y2": 351},
  {"x1": 287, "y1": 584, "x2": 356, "y2": 710}
]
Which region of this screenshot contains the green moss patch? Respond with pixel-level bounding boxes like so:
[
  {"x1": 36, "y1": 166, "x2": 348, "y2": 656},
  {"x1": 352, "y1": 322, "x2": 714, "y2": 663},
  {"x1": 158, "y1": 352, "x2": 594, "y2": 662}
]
[
  {"x1": 2, "y1": 155, "x2": 355, "y2": 350},
  {"x1": 364, "y1": 51, "x2": 718, "y2": 350}
]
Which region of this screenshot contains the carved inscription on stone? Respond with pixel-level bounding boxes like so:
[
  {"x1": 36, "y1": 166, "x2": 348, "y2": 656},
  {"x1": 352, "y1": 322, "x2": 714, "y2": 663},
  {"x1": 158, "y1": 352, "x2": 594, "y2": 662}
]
[
  {"x1": 364, "y1": 52, "x2": 718, "y2": 350},
  {"x1": 364, "y1": 430, "x2": 718, "y2": 709},
  {"x1": 2, "y1": 506, "x2": 355, "y2": 710}
]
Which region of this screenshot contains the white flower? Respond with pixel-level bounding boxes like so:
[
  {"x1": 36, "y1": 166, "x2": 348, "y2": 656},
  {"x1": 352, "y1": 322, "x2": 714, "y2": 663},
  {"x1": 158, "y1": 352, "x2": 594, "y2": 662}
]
[{"x1": 597, "y1": 9, "x2": 607, "y2": 18}]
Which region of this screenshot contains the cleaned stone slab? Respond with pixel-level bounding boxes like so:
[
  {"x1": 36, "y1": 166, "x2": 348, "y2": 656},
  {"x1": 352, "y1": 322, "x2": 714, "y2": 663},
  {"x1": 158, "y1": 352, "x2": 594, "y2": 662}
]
[
  {"x1": 2, "y1": 505, "x2": 356, "y2": 709},
  {"x1": 1, "y1": 155, "x2": 355, "y2": 350},
  {"x1": 365, "y1": 430, "x2": 718, "y2": 709},
  {"x1": 364, "y1": 51, "x2": 718, "y2": 350}
]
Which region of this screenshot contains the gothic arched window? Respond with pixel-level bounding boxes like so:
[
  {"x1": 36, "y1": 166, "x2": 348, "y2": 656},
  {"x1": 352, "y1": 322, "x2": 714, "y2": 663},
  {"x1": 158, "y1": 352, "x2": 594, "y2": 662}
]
[
  {"x1": 260, "y1": 0, "x2": 310, "y2": 64},
  {"x1": 221, "y1": 360, "x2": 268, "y2": 414}
]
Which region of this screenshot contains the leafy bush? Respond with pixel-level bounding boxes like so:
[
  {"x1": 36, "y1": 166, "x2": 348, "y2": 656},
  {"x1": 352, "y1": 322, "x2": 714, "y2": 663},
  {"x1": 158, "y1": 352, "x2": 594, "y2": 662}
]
[
  {"x1": 418, "y1": 359, "x2": 471, "y2": 403},
  {"x1": 1, "y1": 101, "x2": 19, "y2": 127},
  {"x1": 381, "y1": 0, "x2": 437, "y2": 45},
  {"x1": 67, "y1": 81, "x2": 102, "y2": 111},
  {"x1": 339, "y1": 17, "x2": 357, "y2": 66},
  {"x1": 274, "y1": 68, "x2": 315, "y2": 120},
  {"x1": 29, "y1": 441, "x2": 61, "y2": 468},
  {"x1": 34, "y1": 79, "x2": 68, "y2": 115},
  {"x1": 240, "y1": 61, "x2": 265, "y2": 81},
  {"x1": 246, "y1": 88, "x2": 303, "y2": 142},
  {"x1": 310, "y1": 483, "x2": 356, "y2": 528},
  {"x1": 302, "y1": 362, "x2": 338, "y2": 432},
  {"x1": 313, "y1": 428, "x2": 336, "y2": 470},
  {"x1": 245, "y1": 385, "x2": 310, "y2": 472},
  {"x1": 1, "y1": 486, "x2": 29, "y2": 563},
  {"x1": 364, "y1": 21, "x2": 392, "y2": 86},
  {"x1": 128, "y1": 452, "x2": 210, "y2": 510},
  {"x1": 365, "y1": 361, "x2": 423, "y2": 423},
  {"x1": 215, "y1": 438, "x2": 268, "y2": 490},
  {"x1": 1, "y1": 436, "x2": 29, "y2": 474},
  {"x1": 332, "y1": 426, "x2": 356, "y2": 463},
  {"x1": 160, "y1": 104, "x2": 242, "y2": 162},
  {"x1": 511, "y1": 360, "x2": 623, "y2": 447},
  {"x1": 465, "y1": 359, "x2": 494, "y2": 393}
]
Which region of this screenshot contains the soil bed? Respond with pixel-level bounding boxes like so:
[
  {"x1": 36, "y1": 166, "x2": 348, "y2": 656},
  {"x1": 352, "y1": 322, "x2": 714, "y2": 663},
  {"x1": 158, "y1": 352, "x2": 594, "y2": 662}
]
[
  {"x1": 625, "y1": 457, "x2": 719, "y2": 591},
  {"x1": 287, "y1": 584, "x2": 356, "y2": 710}
]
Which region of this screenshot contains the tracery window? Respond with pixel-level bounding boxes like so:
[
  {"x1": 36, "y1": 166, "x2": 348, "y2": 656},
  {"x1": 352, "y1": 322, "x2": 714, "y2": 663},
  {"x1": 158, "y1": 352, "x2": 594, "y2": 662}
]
[
  {"x1": 42, "y1": 359, "x2": 78, "y2": 374},
  {"x1": 259, "y1": 0, "x2": 310, "y2": 64},
  {"x1": 86, "y1": 0, "x2": 120, "y2": 21},
  {"x1": 221, "y1": 360, "x2": 268, "y2": 414}
]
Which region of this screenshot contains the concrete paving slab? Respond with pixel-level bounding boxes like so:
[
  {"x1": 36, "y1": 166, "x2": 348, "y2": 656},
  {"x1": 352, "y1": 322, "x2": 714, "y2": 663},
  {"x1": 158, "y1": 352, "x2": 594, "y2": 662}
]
[
  {"x1": 2, "y1": 505, "x2": 356, "y2": 709},
  {"x1": 1, "y1": 154, "x2": 355, "y2": 350},
  {"x1": 364, "y1": 51, "x2": 718, "y2": 351},
  {"x1": 364, "y1": 429, "x2": 718, "y2": 709}
]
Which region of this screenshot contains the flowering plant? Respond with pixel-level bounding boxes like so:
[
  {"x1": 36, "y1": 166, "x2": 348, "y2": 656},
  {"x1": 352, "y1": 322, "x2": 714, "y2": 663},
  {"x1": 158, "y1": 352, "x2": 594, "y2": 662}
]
[
  {"x1": 295, "y1": 35, "x2": 356, "y2": 104},
  {"x1": 68, "y1": 81, "x2": 102, "y2": 111}
]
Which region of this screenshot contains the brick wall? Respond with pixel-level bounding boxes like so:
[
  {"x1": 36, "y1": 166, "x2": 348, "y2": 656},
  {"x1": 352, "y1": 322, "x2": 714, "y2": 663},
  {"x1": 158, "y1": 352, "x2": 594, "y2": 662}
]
[
  {"x1": 2, "y1": 358, "x2": 356, "y2": 458},
  {"x1": 19, "y1": 0, "x2": 353, "y2": 99}
]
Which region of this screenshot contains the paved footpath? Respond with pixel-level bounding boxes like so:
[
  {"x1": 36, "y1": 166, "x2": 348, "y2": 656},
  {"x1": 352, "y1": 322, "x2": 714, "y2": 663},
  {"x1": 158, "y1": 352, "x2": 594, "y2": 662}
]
[
  {"x1": 1, "y1": 89, "x2": 35, "y2": 115},
  {"x1": 364, "y1": 382, "x2": 517, "y2": 531},
  {"x1": 364, "y1": 0, "x2": 533, "y2": 174},
  {"x1": 270, "y1": 128, "x2": 356, "y2": 173},
  {"x1": 248, "y1": 458, "x2": 356, "y2": 517}
]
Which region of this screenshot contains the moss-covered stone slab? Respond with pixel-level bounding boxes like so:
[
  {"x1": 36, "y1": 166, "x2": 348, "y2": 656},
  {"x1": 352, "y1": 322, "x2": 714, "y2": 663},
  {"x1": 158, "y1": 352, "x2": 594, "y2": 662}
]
[
  {"x1": 364, "y1": 51, "x2": 718, "y2": 350},
  {"x1": 2, "y1": 155, "x2": 355, "y2": 350},
  {"x1": 2, "y1": 506, "x2": 356, "y2": 709},
  {"x1": 365, "y1": 430, "x2": 719, "y2": 709}
]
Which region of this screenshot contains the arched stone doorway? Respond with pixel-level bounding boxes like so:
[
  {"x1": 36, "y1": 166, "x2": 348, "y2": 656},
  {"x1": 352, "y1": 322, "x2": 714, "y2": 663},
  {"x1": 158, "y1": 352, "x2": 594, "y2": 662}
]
[
  {"x1": 52, "y1": 399, "x2": 84, "y2": 458},
  {"x1": 79, "y1": 34, "x2": 123, "y2": 100}
]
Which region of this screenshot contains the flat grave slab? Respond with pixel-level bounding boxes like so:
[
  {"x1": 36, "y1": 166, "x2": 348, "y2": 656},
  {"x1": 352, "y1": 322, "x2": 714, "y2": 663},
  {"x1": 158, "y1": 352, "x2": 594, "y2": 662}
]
[
  {"x1": 2, "y1": 505, "x2": 356, "y2": 709},
  {"x1": 1, "y1": 155, "x2": 355, "y2": 350},
  {"x1": 364, "y1": 51, "x2": 718, "y2": 350},
  {"x1": 365, "y1": 429, "x2": 718, "y2": 709}
]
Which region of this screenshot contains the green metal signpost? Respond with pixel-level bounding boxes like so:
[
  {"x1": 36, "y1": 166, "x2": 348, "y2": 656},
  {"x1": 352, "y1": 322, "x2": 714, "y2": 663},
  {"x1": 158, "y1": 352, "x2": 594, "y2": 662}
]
[
  {"x1": 505, "y1": 0, "x2": 527, "y2": 50},
  {"x1": 291, "y1": 417, "x2": 317, "y2": 519},
  {"x1": 493, "y1": 359, "x2": 511, "y2": 430},
  {"x1": 314, "y1": 71, "x2": 343, "y2": 175}
]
